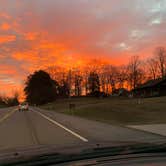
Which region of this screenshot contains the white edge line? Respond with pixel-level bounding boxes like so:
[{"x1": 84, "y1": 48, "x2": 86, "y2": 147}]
[{"x1": 33, "y1": 110, "x2": 88, "y2": 142}]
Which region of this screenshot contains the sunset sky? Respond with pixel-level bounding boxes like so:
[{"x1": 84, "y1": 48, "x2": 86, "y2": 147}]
[{"x1": 0, "y1": 0, "x2": 166, "y2": 96}]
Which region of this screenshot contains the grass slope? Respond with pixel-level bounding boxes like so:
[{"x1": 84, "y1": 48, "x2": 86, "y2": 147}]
[{"x1": 41, "y1": 96, "x2": 166, "y2": 125}]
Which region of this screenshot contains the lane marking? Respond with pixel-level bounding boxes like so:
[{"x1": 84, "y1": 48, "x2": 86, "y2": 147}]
[
  {"x1": 0, "y1": 108, "x2": 17, "y2": 124},
  {"x1": 33, "y1": 110, "x2": 88, "y2": 142}
]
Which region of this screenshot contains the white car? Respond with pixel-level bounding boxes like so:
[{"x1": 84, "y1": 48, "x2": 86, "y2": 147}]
[{"x1": 18, "y1": 102, "x2": 29, "y2": 111}]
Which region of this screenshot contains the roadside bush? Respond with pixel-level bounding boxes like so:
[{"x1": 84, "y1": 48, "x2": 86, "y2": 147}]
[
  {"x1": 0, "y1": 96, "x2": 6, "y2": 107},
  {"x1": 4, "y1": 94, "x2": 19, "y2": 107}
]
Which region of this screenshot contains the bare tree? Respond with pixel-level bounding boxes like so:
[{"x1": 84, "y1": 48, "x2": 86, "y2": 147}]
[
  {"x1": 66, "y1": 69, "x2": 73, "y2": 97},
  {"x1": 47, "y1": 66, "x2": 67, "y2": 85},
  {"x1": 116, "y1": 65, "x2": 128, "y2": 89},
  {"x1": 82, "y1": 70, "x2": 89, "y2": 95},
  {"x1": 127, "y1": 55, "x2": 144, "y2": 90},
  {"x1": 147, "y1": 58, "x2": 158, "y2": 80},
  {"x1": 98, "y1": 65, "x2": 109, "y2": 94},
  {"x1": 71, "y1": 68, "x2": 83, "y2": 96},
  {"x1": 74, "y1": 74, "x2": 82, "y2": 96},
  {"x1": 88, "y1": 72, "x2": 100, "y2": 95},
  {"x1": 155, "y1": 47, "x2": 166, "y2": 78},
  {"x1": 82, "y1": 65, "x2": 93, "y2": 95},
  {"x1": 107, "y1": 65, "x2": 118, "y2": 92}
]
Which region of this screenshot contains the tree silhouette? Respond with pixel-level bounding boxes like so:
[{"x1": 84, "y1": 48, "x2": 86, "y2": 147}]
[
  {"x1": 88, "y1": 72, "x2": 100, "y2": 95},
  {"x1": 74, "y1": 74, "x2": 82, "y2": 96},
  {"x1": 127, "y1": 55, "x2": 144, "y2": 90},
  {"x1": 58, "y1": 80, "x2": 70, "y2": 98},
  {"x1": 4, "y1": 93, "x2": 19, "y2": 106},
  {"x1": 155, "y1": 47, "x2": 166, "y2": 78},
  {"x1": 0, "y1": 96, "x2": 6, "y2": 106},
  {"x1": 24, "y1": 70, "x2": 59, "y2": 105}
]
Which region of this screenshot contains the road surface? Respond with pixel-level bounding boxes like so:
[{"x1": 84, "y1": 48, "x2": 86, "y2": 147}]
[{"x1": 0, "y1": 107, "x2": 165, "y2": 151}]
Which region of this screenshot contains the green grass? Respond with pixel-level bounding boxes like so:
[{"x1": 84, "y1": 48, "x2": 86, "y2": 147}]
[
  {"x1": 0, "y1": 105, "x2": 6, "y2": 108},
  {"x1": 41, "y1": 96, "x2": 166, "y2": 125}
]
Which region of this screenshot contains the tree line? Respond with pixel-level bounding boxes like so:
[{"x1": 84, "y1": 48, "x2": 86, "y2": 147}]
[
  {"x1": 24, "y1": 46, "x2": 166, "y2": 105},
  {"x1": 47, "y1": 47, "x2": 166, "y2": 94},
  {"x1": 0, "y1": 93, "x2": 19, "y2": 107}
]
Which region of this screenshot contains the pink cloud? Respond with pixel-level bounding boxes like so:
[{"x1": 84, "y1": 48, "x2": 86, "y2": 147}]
[{"x1": 0, "y1": 0, "x2": 166, "y2": 95}]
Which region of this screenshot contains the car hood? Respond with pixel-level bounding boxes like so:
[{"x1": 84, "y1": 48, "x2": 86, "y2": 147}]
[{"x1": 1, "y1": 141, "x2": 166, "y2": 165}]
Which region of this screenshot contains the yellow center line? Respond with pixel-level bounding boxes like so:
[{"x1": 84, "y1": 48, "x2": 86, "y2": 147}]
[{"x1": 0, "y1": 108, "x2": 18, "y2": 124}]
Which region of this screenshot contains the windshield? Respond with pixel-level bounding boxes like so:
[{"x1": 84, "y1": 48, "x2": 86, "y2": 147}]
[{"x1": 0, "y1": 0, "x2": 166, "y2": 165}]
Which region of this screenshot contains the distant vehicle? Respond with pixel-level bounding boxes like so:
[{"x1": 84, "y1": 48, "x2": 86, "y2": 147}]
[{"x1": 18, "y1": 102, "x2": 29, "y2": 111}]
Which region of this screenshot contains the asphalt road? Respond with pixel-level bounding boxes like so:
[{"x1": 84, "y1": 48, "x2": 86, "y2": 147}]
[{"x1": 0, "y1": 107, "x2": 166, "y2": 151}]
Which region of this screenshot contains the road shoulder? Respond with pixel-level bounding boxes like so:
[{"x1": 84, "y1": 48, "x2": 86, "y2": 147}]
[
  {"x1": 128, "y1": 124, "x2": 166, "y2": 137},
  {"x1": 33, "y1": 107, "x2": 166, "y2": 143}
]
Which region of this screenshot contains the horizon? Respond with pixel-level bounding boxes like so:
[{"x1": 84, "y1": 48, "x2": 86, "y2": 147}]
[{"x1": 0, "y1": 0, "x2": 166, "y2": 96}]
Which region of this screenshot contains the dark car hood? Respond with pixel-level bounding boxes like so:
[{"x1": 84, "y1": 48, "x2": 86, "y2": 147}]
[{"x1": 1, "y1": 141, "x2": 166, "y2": 166}]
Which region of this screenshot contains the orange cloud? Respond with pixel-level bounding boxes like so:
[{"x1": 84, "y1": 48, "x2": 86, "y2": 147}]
[
  {"x1": 24, "y1": 32, "x2": 38, "y2": 40},
  {"x1": 0, "y1": 22, "x2": 11, "y2": 30},
  {"x1": 12, "y1": 52, "x2": 39, "y2": 62},
  {"x1": 0, "y1": 13, "x2": 11, "y2": 19},
  {"x1": 0, "y1": 80, "x2": 22, "y2": 97},
  {"x1": 0, "y1": 0, "x2": 166, "y2": 97},
  {"x1": 0, "y1": 35, "x2": 16, "y2": 44}
]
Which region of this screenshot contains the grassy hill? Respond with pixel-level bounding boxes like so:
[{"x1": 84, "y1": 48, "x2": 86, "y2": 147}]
[{"x1": 41, "y1": 96, "x2": 166, "y2": 125}]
